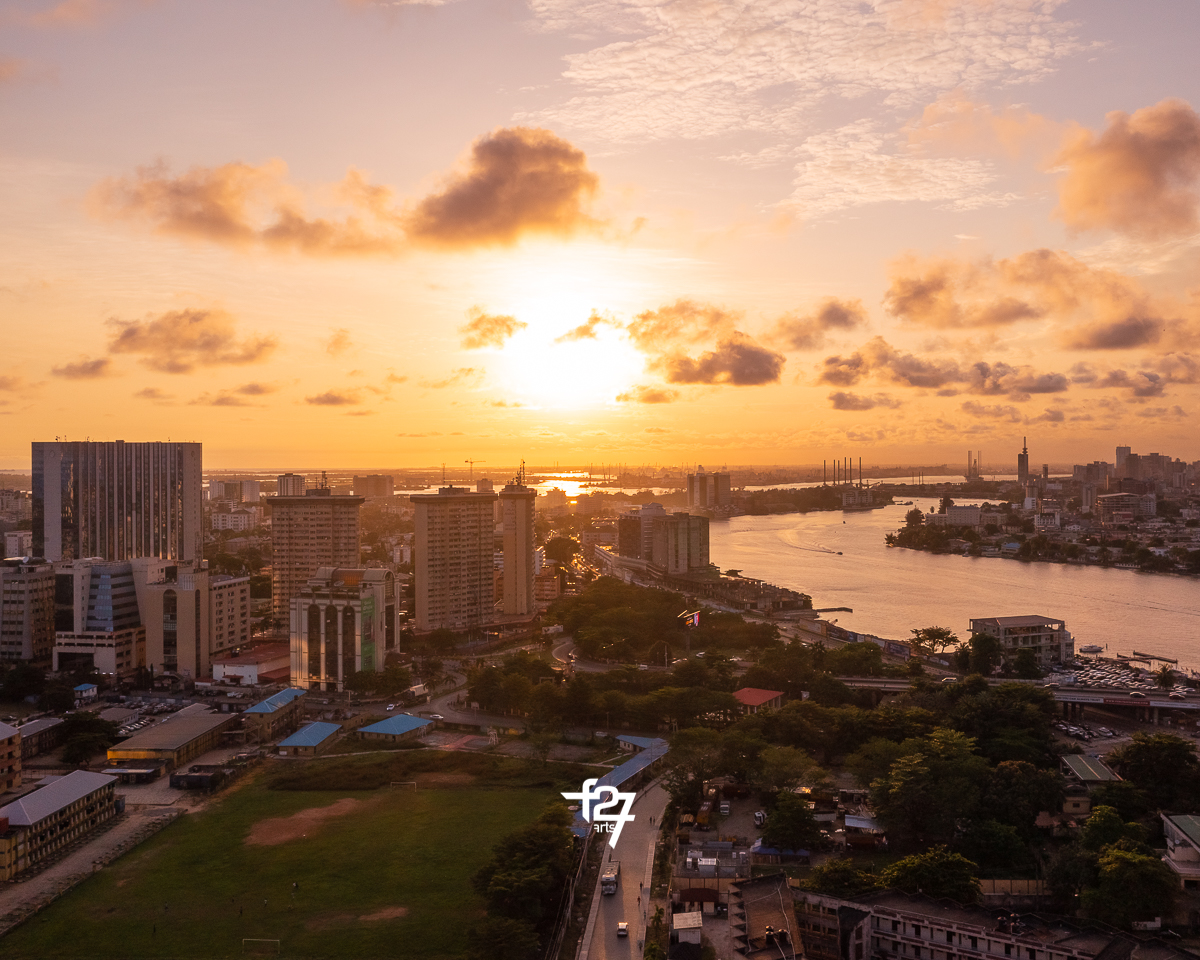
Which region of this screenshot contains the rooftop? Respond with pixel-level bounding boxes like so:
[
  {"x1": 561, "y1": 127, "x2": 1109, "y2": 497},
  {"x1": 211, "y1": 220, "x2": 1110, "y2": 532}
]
[
  {"x1": 1062, "y1": 755, "x2": 1121, "y2": 782},
  {"x1": 279, "y1": 722, "x2": 341, "y2": 748},
  {"x1": 617, "y1": 735, "x2": 661, "y2": 750},
  {"x1": 732, "y1": 688, "x2": 784, "y2": 707},
  {"x1": 15, "y1": 717, "x2": 63, "y2": 737},
  {"x1": 0, "y1": 770, "x2": 115, "y2": 827},
  {"x1": 674, "y1": 911, "x2": 703, "y2": 930},
  {"x1": 1167, "y1": 814, "x2": 1200, "y2": 849},
  {"x1": 0, "y1": 721, "x2": 17, "y2": 739},
  {"x1": 108, "y1": 712, "x2": 231, "y2": 753},
  {"x1": 359, "y1": 715, "x2": 432, "y2": 736},
  {"x1": 973, "y1": 615, "x2": 1064, "y2": 628},
  {"x1": 213, "y1": 643, "x2": 289, "y2": 666},
  {"x1": 245, "y1": 688, "x2": 306, "y2": 714}
]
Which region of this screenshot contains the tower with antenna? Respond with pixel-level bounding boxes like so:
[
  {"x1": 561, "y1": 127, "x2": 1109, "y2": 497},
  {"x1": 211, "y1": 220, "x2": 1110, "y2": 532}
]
[{"x1": 1017, "y1": 437, "x2": 1029, "y2": 485}]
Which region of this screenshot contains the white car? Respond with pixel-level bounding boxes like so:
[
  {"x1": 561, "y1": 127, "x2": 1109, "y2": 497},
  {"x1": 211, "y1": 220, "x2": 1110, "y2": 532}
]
[
  {"x1": 386, "y1": 704, "x2": 396, "y2": 711},
  {"x1": 616, "y1": 922, "x2": 629, "y2": 938}
]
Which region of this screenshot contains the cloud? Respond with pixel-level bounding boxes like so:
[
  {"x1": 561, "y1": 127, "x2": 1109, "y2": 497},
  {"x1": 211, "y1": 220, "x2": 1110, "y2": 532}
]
[
  {"x1": 190, "y1": 383, "x2": 277, "y2": 407},
  {"x1": 656, "y1": 334, "x2": 784, "y2": 386},
  {"x1": 775, "y1": 298, "x2": 867, "y2": 351},
  {"x1": 397, "y1": 432, "x2": 443, "y2": 437},
  {"x1": 1093, "y1": 370, "x2": 1165, "y2": 398},
  {"x1": 0, "y1": 376, "x2": 23, "y2": 391},
  {"x1": 385, "y1": 373, "x2": 408, "y2": 385},
  {"x1": 0, "y1": 58, "x2": 27, "y2": 83},
  {"x1": 326, "y1": 328, "x2": 352, "y2": 356},
  {"x1": 1026, "y1": 408, "x2": 1065, "y2": 424},
  {"x1": 555, "y1": 310, "x2": 617, "y2": 342},
  {"x1": 459, "y1": 307, "x2": 527, "y2": 349},
  {"x1": 644, "y1": 427, "x2": 669, "y2": 434},
  {"x1": 305, "y1": 389, "x2": 362, "y2": 406},
  {"x1": 1062, "y1": 317, "x2": 1166, "y2": 350},
  {"x1": 1055, "y1": 99, "x2": 1200, "y2": 239},
  {"x1": 487, "y1": 399, "x2": 524, "y2": 407},
  {"x1": 828, "y1": 391, "x2": 901, "y2": 411},
  {"x1": 106, "y1": 308, "x2": 277, "y2": 373},
  {"x1": 961, "y1": 400, "x2": 1021, "y2": 421},
  {"x1": 626, "y1": 299, "x2": 738, "y2": 351},
  {"x1": 14, "y1": 0, "x2": 142, "y2": 28},
  {"x1": 616, "y1": 385, "x2": 678, "y2": 404},
  {"x1": 91, "y1": 127, "x2": 602, "y2": 256},
  {"x1": 419, "y1": 367, "x2": 483, "y2": 389},
  {"x1": 133, "y1": 387, "x2": 173, "y2": 401},
  {"x1": 1135, "y1": 405, "x2": 1187, "y2": 420},
  {"x1": 524, "y1": 0, "x2": 1081, "y2": 144},
  {"x1": 884, "y1": 255, "x2": 1042, "y2": 328},
  {"x1": 904, "y1": 94, "x2": 1059, "y2": 159},
  {"x1": 51, "y1": 356, "x2": 114, "y2": 379}
]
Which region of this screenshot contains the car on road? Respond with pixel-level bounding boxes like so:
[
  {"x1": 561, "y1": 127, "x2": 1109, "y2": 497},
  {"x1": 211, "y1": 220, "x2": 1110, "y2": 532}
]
[
  {"x1": 386, "y1": 704, "x2": 396, "y2": 711},
  {"x1": 1128, "y1": 692, "x2": 1146, "y2": 698},
  {"x1": 754, "y1": 810, "x2": 767, "y2": 827},
  {"x1": 941, "y1": 677, "x2": 957, "y2": 683},
  {"x1": 616, "y1": 922, "x2": 629, "y2": 938},
  {"x1": 429, "y1": 714, "x2": 444, "y2": 721}
]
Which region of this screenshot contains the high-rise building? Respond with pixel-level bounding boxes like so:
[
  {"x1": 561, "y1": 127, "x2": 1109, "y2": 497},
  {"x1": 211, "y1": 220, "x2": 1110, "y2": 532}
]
[
  {"x1": 499, "y1": 482, "x2": 536, "y2": 617},
  {"x1": 52, "y1": 559, "x2": 146, "y2": 678},
  {"x1": 1016, "y1": 438, "x2": 1029, "y2": 486},
  {"x1": 0, "y1": 559, "x2": 55, "y2": 666},
  {"x1": 276, "y1": 473, "x2": 306, "y2": 497},
  {"x1": 353, "y1": 475, "x2": 394, "y2": 498},
  {"x1": 32, "y1": 441, "x2": 202, "y2": 563},
  {"x1": 687, "y1": 467, "x2": 732, "y2": 510},
  {"x1": 268, "y1": 490, "x2": 363, "y2": 619},
  {"x1": 411, "y1": 485, "x2": 498, "y2": 632},
  {"x1": 649, "y1": 513, "x2": 710, "y2": 575},
  {"x1": 1115, "y1": 446, "x2": 1131, "y2": 473},
  {"x1": 617, "y1": 503, "x2": 667, "y2": 560},
  {"x1": 289, "y1": 567, "x2": 395, "y2": 691}
]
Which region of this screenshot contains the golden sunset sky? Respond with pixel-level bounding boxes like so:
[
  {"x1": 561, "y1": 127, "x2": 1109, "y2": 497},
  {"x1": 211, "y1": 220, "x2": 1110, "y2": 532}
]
[{"x1": 3, "y1": 0, "x2": 1200, "y2": 469}]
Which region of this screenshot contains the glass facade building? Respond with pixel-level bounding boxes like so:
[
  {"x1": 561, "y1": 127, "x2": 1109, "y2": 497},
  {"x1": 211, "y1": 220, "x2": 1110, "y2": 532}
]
[{"x1": 32, "y1": 441, "x2": 203, "y2": 563}]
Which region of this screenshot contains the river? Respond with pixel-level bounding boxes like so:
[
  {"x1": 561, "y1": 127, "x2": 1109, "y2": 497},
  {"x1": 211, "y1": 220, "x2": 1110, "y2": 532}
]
[{"x1": 708, "y1": 499, "x2": 1200, "y2": 672}]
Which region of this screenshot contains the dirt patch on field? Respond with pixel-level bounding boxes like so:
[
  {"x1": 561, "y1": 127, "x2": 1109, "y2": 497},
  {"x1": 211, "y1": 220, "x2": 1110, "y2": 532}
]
[
  {"x1": 361, "y1": 906, "x2": 409, "y2": 921},
  {"x1": 246, "y1": 797, "x2": 366, "y2": 846},
  {"x1": 416, "y1": 772, "x2": 473, "y2": 786}
]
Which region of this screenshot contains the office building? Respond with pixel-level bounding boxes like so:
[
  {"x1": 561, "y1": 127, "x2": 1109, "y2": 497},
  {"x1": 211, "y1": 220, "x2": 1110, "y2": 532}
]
[
  {"x1": 353, "y1": 475, "x2": 394, "y2": 498},
  {"x1": 687, "y1": 467, "x2": 732, "y2": 510},
  {"x1": 968, "y1": 614, "x2": 1073, "y2": 666},
  {"x1": 52, "y1": 559, "x2": 146, "y2": 678},
  {"x1": 3, "y1": 531, "x2": 32, "y2": 559},
  {"x1": 268, "y1": 489, "x2": 363, "y2": 619},
  {"x1": 0, "y1": 559, "x2": 55, "y2": 666},
  {"x1": 617, "y1": 503, "x2": 667, "y2": 560},
  {"x1": 411, "y1": 484, "x2": 497, "y2": 632},
  {"x1": 499, "y1": 481, "x2": 536, "y2": 617},
  {"x1": 0, "y1": 721, "x2": 19, "y2": 793},
  {"x1": 32, "y1": 441, "x2": 202, "y2": 563},
  {"x1": 1016, "y1": 437, "x2": 1029, "y2": 486},
  {"x1": 289, "y1": 568, "x2": 394, "y2": 691},
  {"x1": 1095, "y1": 491, "x2": 1157, "y2": 522},
  {"x1": 276, "y1": 473, "x2": 306, "y2": 496},
  {"x1": 650, "y1": 512, "x2": 710, "y2": 575}
]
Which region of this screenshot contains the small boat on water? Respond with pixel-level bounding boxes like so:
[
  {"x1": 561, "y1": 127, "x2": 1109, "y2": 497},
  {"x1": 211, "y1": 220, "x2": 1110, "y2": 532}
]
[{"x1": 1079, "y1": 644, "x2": 1103, "y2": 654}]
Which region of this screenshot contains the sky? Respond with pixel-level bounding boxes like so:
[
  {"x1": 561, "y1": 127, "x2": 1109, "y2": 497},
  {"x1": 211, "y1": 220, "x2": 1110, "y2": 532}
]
[{"x1": 4, "y1": 0, "x2": 1200, "y2": 471}]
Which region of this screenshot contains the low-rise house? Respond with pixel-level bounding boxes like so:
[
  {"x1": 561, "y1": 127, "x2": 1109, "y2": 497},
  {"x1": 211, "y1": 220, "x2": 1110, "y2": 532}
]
[
  {"x1": 1061, "y1": 755, "x2": 1121, "y2": 787},
  {"x1": 1162, "y1": 814, "x2": 1200, "y2": 891},
  {"x1": 243, "y1": 687, "x2": 306, "y2": 742},
  {"x1": 212, "y1": 643, "x2": 291, "y2": 686},
  {"x1": 0, "y1": 770, "x2": 117, "y2": 879},
  {"x1": 732, "y1": 688, "x2": 784, "y2": 715},
  {"x1": 16, "y1": 717, "x2": 63, "y2": 760},
  {"x1": 278, "y1": 721, "x2": 341, "y2": 757},
  {"x1": 357, "y1": 714, "x2": 432, "y2": 744}
]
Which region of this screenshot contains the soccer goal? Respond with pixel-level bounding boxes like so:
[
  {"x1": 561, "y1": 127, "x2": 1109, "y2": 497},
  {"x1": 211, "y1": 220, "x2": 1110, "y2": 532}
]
[
  {"x1": 242, "y1": 939, "x2": 281, "y2": 955},
  {"x1": 389, "y1": 781, "x2": 418, "y2": 791}
]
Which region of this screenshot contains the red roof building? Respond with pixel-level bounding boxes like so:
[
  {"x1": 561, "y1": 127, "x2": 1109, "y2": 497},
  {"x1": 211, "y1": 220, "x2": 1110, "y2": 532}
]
[{"x1": 732, "y1": 688, "x2": 784, "y2": 714}]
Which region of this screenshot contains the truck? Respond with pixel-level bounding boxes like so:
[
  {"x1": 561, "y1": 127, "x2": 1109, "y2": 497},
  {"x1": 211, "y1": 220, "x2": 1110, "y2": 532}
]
[
  {"x1": 696, "y1": 801, "x2": 712, "y2": 830},
  {"x1": 600, "y1": 861, "x2": 620, "y2": 895}
]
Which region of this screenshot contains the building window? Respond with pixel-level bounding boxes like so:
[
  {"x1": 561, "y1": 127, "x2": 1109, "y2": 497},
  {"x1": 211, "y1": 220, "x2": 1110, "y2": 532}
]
[
  {"x1": 324, "y1": 605, "x2": 339, "y2": 681},
  {"x1": 307, "y1": 605, "x2": 321, "y2": 678},
  {"x1": 162, "y1": 589, "x2": 177, "y2": 672}
]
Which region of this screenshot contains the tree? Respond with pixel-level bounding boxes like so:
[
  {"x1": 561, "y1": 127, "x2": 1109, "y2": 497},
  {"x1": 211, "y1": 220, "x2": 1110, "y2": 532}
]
[
  {"x1": 466, "y1": 917, "x2": 540, "y2": 960},
  {"x1": 803, "y1": 858, "x2": 878, "y2": 897},
  {"x1": 662, "y1": 728, "x2": 724, "y2": 809},
  {"x1": 761, "y1": 792, "x2": 821, "y2": 852},
  {"x1": 752, "y1": 746, "x2": 827, "y2": 801},
  {"x1": 904, "y1": 508, "x2": 925, "y2": 528},
  {"x1": 909, "y1": 627, "x2": 958, "y2": 656},
  {"x1": 966, "y1": 634, "x2": 1002, "y2": 675},
  {"x1": 1081, "y1": 847, "x2": 1177, "y2": 928},
  {"x1": 58, "y1": 711, "x2": 121, "y2": 767},
  {"x1": 1155, "y1": 665, "x2": 1175, "y2": 690},
  {"x1": 878, "y1": 846, "x2": 981, "y2": 904},
  {"x1": 1107, "y1": 732, "x2": 1200, "y2": 811},
  {"x1": 1010, "y1": 648, "x2": 1041, "y2": 679},
  {"x1": 1079, "y1": 805, "x2": 1145, "y2": 851},
  {"x1": 543, "y1": 537, "x2": 579, "y2": 565},
  {"x1": 983, "y1": 761, "x2": 1063, "y2": 838},
  {"x1": 956, "y1": 820, "x2": 1027, "y2": 871}
]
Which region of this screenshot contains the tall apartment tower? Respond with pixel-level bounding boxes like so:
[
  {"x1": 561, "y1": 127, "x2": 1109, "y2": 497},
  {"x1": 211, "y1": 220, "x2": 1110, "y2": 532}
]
[
  {"x1": 0, "y1": 559, "x2": 55, "y2": 666},
  {"x1": 687, "y1": 467, "x2": 732, "y2": 510},
  {"x1": 32, "y1": 441, "x2": 202, "y2": 563},
  {"x1": 277, "y1": 473, "x2": 306, "y2": 497},
  {"x1": 1016, "y1": 438, "x2": 1029, "y2": 486},
  {"x1": 268, "y1": 490, "x2": 364, "y2": 619},
  {"x1": 499, "y1": 482, "x2": 536, "y2": 617},
  {"x1": 353, "y1": 475, "x2": 394, "y2": 498},
  {"x1": 411, "y1": 485, "x2": 498, "y2": 632}
]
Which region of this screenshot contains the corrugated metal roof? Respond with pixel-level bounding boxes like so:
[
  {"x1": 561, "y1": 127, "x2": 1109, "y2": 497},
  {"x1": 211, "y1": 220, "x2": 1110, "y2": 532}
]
[
  {"x1": 570, "y1": 737, "x2": 669, "y2": 839},
  {"x1": 0, "y1": 770, "x2": 115, "y2": 827},
  {"x1": 845, "y1": 814, "x2": 883, "y2": 832},
  {"x1": 74, "y1": 684, "x2": 97, "y2": 692},
  {"x1": 15, "y1": 718, "x2": 62, "y2": 737},
  {"x1": 0, "y1": 721, "x2": 18, "y2": 739},
  {"x1": 279, "y1": 722, "x2": 341, "y2": 748},
  {"x1": 245, "y1": 687, "x2": 306, "y2": 714},
  {"x1": 1169, "y1": 814, "x2": 1200, "y2": 849},
  {"x1": 732, "y1": 688, "x2": 784, "y2": 707},
  {"x1": 674, "y1": 912, "x2": 704, "y2": 930},
  {"x1": 617, "y1": 735, "x2": 660, "y2": 750},
  {"x1": 109, "y1": 712, "x2": 230, "y2": 752},
  {"x1": 359, "y1": 715, "x2": 431, "y2": 736},
  {"x1": 1062, "y1": 755, "x2": 1120, "y2": 781}
]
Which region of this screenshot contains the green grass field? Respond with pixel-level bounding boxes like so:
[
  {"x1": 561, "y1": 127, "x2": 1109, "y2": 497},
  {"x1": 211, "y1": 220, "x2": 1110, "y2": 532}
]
[{"x1": 2, "y1": 752, "x2": 598, "y2": 960}]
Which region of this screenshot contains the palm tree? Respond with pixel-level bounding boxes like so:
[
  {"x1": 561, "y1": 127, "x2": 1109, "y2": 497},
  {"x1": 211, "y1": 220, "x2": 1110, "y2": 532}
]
[{"x1": 1156, "y1": 665, "x2": 1175, "y2": 690}]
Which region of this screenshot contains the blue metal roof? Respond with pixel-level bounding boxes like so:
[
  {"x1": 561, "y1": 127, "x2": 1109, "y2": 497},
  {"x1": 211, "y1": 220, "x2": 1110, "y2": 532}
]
[
  {"x1": 279, "y1": 722, "x2": 341, "y2": 748},
  {"x1": 359, "y1": 714, "x2": 431, "y2": 736},
  {"x1": 245, "y1": 687, "x2": 306, "y2": 714},
  {"x1": 74, "y1": 684, "x2": 97, "y2": 692},
  {"x1": 570, "y1": 737, "x2": 669, "y2": 839},
  {"x1": 617, "y1": 735, "x2": 661, "y2": 750}
]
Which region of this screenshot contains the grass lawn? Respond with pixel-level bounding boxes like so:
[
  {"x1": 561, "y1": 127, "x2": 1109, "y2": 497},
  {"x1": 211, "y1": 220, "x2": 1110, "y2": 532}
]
[{"x1": 2, "y1": 752, "x2": 593, "y2": 960}]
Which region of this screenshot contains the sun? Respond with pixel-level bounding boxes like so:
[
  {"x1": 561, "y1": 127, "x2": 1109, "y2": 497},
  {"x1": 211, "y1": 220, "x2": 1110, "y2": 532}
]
[{"x1": 485, "y1": 247, "x2": 652, "y2": 409}]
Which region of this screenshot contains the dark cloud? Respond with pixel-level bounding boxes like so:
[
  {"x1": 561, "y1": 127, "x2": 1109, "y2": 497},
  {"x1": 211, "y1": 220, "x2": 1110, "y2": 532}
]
[
  {"x1": 107, "y1": 308, "x2": 276, "y2": 373},
  {"x1": 1094, "y1": 369, "x2": 1165, "y2": 398},
  {"x1": 1026, "y1": 408, "x2": 1065, "y2": 424},
  {"x1": 775, "y1": 298, "x2": 867, "y2": 351},
  {"x1": 1062, "y1": 316, "x2": 1165, "y2": 350},
  {"x1": 818, "y1": 352, "x2": 871, "y2": 387},
  {"x1": 827, "y1": 391, "x2": 901, "y2": 411},
  {"x1": 305, "y1": 389, "x2": 362, "y2": 406},
  {"x1": 1055, "y1": 98, "x2": 1200, "y2": 238},
  {"x1": 967, "y1": 362, "x2": 1068, "y2": 397},
  {"x1": 459, "y1": 308, "x2": 527, "y2": 349},
  {"x1": 90, "y1": 127, "x2": 602, "y2": 256},
  {"x1": 615, "y1": 385, "x2": 678, "y2": 404},
  {"x1": 885, "y1": 256, "x2": 1044, "y2": 329},
  {"x1": 656, "y1": 334, "x2": 784, "y2": 386},
  {"x1": 1135, "y1": 405, "x2": 1187, "y2": 419},
  {"x1": 51, "y1": 356, "x2": 114, "y2": 379}
]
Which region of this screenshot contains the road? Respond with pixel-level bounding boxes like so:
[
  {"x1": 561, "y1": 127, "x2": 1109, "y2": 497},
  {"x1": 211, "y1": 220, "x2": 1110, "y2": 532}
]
[{"x1": 582, "y1": 781, "x2": 669, "y2": 960}]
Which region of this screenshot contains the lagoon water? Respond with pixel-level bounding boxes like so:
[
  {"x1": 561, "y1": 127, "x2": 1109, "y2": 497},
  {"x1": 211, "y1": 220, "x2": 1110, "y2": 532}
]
[{"x1": 708, "y1": 499, "x2": 1200, "y2": 672}]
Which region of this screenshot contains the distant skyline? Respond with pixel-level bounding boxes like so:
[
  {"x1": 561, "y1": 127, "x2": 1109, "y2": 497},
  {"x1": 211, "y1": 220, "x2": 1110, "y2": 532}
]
[{"x1": 4, "y1": 1, "x2": 1200, "y2": 469}]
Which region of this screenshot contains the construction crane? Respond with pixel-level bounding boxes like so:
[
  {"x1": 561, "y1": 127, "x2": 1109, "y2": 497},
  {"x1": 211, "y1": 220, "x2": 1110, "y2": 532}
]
[{"x1": 465, "y1": 459, "x2": 485, "y2": 480}]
